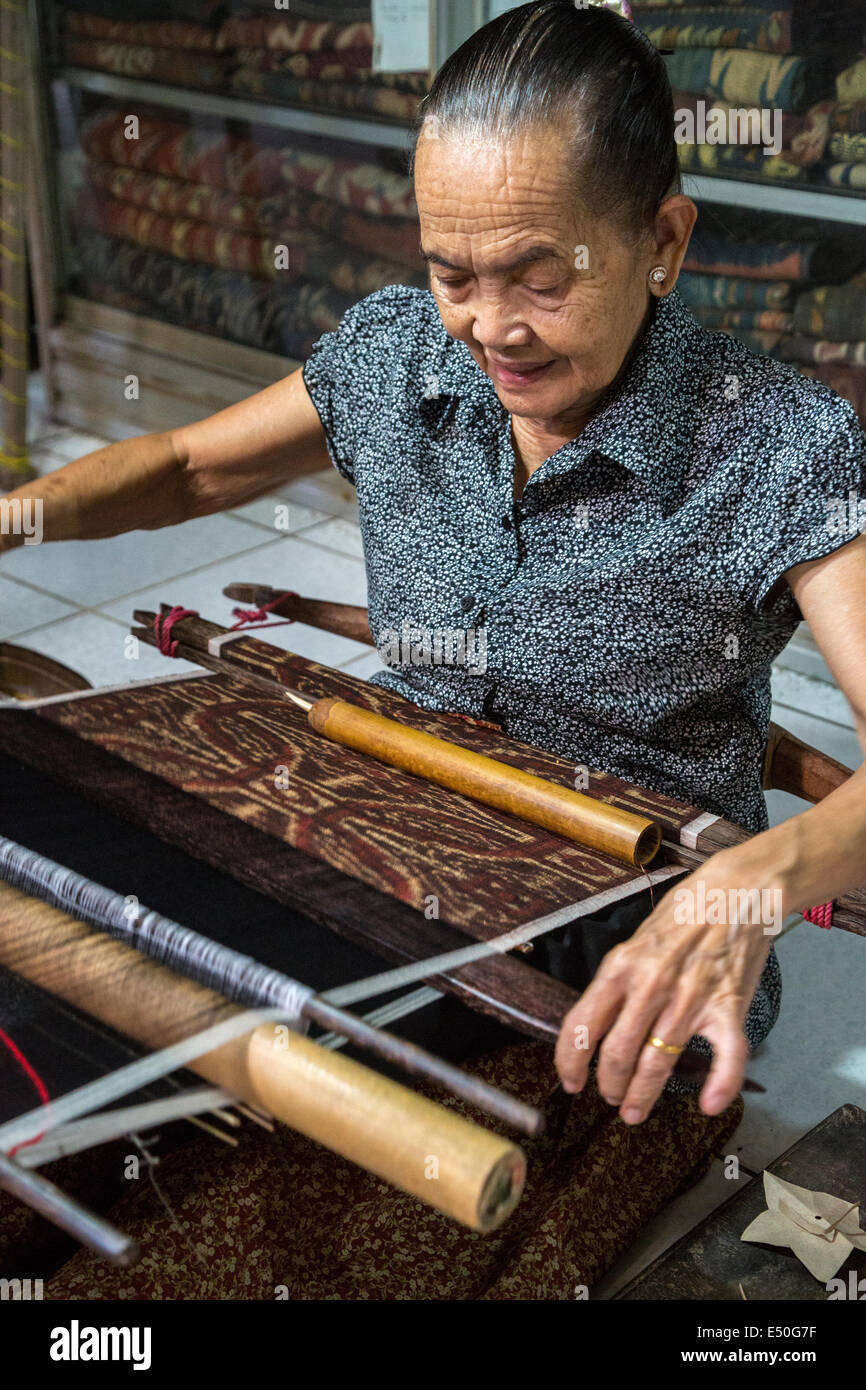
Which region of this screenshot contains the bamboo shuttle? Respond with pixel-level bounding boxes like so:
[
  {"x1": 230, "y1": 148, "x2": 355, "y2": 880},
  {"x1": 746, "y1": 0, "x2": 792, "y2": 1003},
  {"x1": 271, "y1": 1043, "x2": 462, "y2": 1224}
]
[
  {"x1": 308, "y1": 698, "x2": 660, "y2": 866},
  {"x1": 0, "y1": 882, "x2": 525, "y2": 1233}
]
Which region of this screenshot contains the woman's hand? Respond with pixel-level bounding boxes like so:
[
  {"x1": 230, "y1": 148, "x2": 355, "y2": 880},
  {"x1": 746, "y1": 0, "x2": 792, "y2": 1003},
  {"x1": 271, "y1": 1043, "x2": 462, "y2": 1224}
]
[{"x1": 554, "y1": 842, "x2": 785, "y2": 1123}]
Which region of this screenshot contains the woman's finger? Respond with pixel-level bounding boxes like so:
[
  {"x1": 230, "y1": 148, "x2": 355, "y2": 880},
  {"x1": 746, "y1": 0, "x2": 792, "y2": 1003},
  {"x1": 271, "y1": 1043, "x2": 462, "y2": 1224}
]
[
  {"x1": 693, "y1": 1017, "x2": 751, "y2": 1116},
  {"x1": 614, "y1": 991, "x2": 705, "y2": 1122},
  {"x1": 594, "y1": 983, "x2": 674, "y2": 1105},
  {"x1": 554, "y1": 966, "x2": 628, "y2": 1093}
]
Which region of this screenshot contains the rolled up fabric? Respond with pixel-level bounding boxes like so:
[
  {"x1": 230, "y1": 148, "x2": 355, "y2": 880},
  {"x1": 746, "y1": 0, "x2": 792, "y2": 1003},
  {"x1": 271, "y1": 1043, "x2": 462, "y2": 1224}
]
[
  {"x1": 665, "y1": 48, "x2": 822, "y2": 110},
  {"x1": 636, "y1": 8, "x2": 793, "y2": 52},
  {"x1": 678, "y1": 272, "x2": 795, "y2": 310},
  {"x1": 824, "y1": 163, "x2": 866, "y2": 189},
  {"x1": 779, "y1": 336, "x2": 866, "y2": 366},
  {"x1": 793, "y1": 278, "x2": 866, "y2": 342}
]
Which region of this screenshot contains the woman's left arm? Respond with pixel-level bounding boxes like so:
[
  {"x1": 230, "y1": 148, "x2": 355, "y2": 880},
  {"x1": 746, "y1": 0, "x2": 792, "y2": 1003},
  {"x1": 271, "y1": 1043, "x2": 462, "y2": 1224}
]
[{"x1": 554, "y1": 532, "x2": 866, "y2": 1122}]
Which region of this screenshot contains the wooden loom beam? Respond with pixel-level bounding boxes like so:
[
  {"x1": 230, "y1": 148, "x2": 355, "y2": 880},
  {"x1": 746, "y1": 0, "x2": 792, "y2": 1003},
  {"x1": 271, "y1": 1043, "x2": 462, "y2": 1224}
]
[{"x1": 0, "y1": 880, "x2": 526, "y2": 1233}]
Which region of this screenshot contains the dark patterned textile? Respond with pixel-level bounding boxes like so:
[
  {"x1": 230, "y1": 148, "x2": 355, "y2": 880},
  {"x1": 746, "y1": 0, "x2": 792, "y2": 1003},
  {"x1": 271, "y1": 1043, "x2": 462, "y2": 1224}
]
[
  {"x1": 74, "y1": 190, "x2": 422, "y2": 294},
  {"x1": 231, "y1": 68, "x2": 424, "y2": 121},
  {"x1": 690, "y1": 307, "x2": 793, "y2": 332},
  {"x1": 81, "y1": 108, "x2": 418, "y2": 218},
  {"x1": 64, "y1": 12, "x2": 218, "y2": 47},
  {"x1": 64, "y1": 37, "x2": 229, "y2": 87},
  {"x1": 793, "y1": 274, "x2": 866, "y2": 342},
  {"x1": 683, "y1": 237, "x2": 832, "y2": 280},
  {"x1": 834, "y1": 101, "x2": 866, "y2": 135},
  {"x1": 234, "y1": 46, "x2": 429, "y2": 91},
  {"x1": 84, "y1": 160, "x2": 423, "y2": 271},
  {"x1": 75, "y1": 229, "x2": 353, "y2": 357},
  {"x1": 678, "y1": 272, "x2": 795, "y2": 309},
  {"x1": 779, "y1": 335, "x2": 866, "y2": 366},
  {"x1": 35, "y1": 1046, "x2": 743, "y2": 1300},
  {"x1": 81, "y1": 109, "x2": 285, "y2": 195},
  {"x1": 637, "y1": 8, "x2": 793, "y2": 52},
  {"x1": 216, "y1": 14, "x2": 373, "y2": 52}
]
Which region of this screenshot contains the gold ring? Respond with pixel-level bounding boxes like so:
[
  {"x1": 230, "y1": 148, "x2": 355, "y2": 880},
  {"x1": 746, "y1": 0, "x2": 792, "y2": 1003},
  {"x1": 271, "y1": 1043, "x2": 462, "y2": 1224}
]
[{"x1": 648, "y1": 1035, "x2": 685, "y2": 1056}]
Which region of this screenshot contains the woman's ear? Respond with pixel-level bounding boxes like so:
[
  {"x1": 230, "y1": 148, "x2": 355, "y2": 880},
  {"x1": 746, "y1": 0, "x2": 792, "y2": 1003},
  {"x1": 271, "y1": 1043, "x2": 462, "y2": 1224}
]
[{"x1": 650, "y1": 195, "x2": 698, "y2": 289}]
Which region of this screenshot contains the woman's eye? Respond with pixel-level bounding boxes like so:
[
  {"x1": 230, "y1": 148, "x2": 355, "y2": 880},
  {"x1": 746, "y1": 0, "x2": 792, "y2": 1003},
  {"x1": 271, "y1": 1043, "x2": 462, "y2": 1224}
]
[
  {"x1": 435, "y1": 276, "x2": 468, "y2": 290},
  {"x1": 526, "y1": 284, "x2": 561, "y2": 297}
]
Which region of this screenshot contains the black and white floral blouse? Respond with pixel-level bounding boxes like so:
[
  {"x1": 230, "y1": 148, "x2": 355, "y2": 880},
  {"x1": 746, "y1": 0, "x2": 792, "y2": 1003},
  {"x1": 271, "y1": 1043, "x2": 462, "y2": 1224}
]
[{"x1": 303, "y1": 283, "x2": 866, "y2": 836}]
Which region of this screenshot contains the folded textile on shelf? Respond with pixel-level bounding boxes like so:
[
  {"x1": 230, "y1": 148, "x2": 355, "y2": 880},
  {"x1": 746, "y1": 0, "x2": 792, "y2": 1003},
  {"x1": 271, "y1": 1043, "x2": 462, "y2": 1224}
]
[
  {"x1": 84, "y1": 160, "x2": 273, "y2": 234},
  {"x1": 83, "y1": 160, "x2": 423, "y2": 271},
  {"x1": 73, "y1": 191, "x2": 424, "y2": 294},
  {"x1": 59, "y1": 0, "x2": 223, "y2": 17},
  {"x1": 793, "y1": 276, "x2": 866, "y2": 342},
  {"x1": 833, "y1": 101, "x2": 866, "y2": 135},
  {"x1": 64, "y1": 37, "x2": 230, "y2": 87},
  {"x1": 231, "y1": 70, "x2": 423, "y2": 120},
  {"x1": 81, "y1": 109, "x2": 285, "y2": 195},
  {"x1": 677, "y1": 141, "x2": 803, "y2": 179},
  {"x1": 664, "y1": 48, "x2": 824, "y2": 110},
  {"x1": 829, "y1": 131, "x2": 866, "y2": 162},
  {"x1": 636, "y1": 8, "x2": 792, "y2": 53},
  {"x1": 231, "y1": 69, "x2": 424, "y2": 121},
  {"x1": 74, "y1": 229, "x2": 355, "y2": 357},
  {"x1": 216, "y1": 15, "x2": 374, "y2": 54},
  {"x1": 64, "y1": 12, "x2": 220, "y2": 48},
  {"x1": 278, "y1": 147, "x2": 416, "y2": 218},
  {"x1": 779, "y1": 335, "x2": 866, "y2": 366},
  {"x1": 824, "y1": 163, "x2": 866, "y2": 190},
  {"x1": 233, "y1": 48, "x2": 429, "y2": 92},
  {"x1": 231, "y1": 45, "x2": 374, "y2": 77},
  {"x1": 687, "y1": 307, "x2": 794, "y2": 331},
  {"x1": 837, "y1": 59, "x2": 866, "y2": 104},
  {"x1": 678, "y1": 272, "x2": 795, "y2": 309},
  {"x1": 683, "y1": 236, "x2": 828, "y2": 280}
]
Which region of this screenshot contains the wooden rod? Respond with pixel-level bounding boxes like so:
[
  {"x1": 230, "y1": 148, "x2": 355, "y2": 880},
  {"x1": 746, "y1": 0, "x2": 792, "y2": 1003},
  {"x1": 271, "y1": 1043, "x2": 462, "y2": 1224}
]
[
  {"x1": 0, "y1": 882, "x2": 525, "y2": 1233},
  {"x1": 132, "y1": 610, "x2": 660, "y2": 868},
  {"x1": 222, "y1": 585, "x2": 375, "y2": 647}
]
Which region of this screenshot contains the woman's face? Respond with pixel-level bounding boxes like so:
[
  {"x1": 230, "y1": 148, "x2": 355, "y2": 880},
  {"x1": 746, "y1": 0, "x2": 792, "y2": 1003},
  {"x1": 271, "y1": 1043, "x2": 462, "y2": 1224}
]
[{"x1": 414, "y1": 126, "x2": 693, "y2": 431}]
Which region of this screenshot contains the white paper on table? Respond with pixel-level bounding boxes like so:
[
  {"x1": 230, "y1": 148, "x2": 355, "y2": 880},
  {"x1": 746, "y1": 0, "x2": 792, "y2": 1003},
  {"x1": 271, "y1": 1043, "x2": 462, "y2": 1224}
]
[
  {"x1": 372, "y1": 0, "x2": 430, "y2": 74},
  {"x1": 740, "y1": 1171, "x2": 866, "y2": 1282}
]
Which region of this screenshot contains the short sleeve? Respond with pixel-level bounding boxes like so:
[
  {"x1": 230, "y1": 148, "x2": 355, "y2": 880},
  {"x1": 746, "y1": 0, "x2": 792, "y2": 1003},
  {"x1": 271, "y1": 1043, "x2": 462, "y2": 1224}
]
[
  {"x1": 301, "y1": 285, "x2": 416, "y2": 485},
  {"x1": 749, "y1": 400, "x2": 866, "y2": 620}
]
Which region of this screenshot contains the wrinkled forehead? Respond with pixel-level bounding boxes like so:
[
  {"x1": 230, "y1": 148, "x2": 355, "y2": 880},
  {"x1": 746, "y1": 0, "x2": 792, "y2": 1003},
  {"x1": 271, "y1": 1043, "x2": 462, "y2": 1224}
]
[{"x1": 413, "y1": 127, "x2": 589, "y2": 260}]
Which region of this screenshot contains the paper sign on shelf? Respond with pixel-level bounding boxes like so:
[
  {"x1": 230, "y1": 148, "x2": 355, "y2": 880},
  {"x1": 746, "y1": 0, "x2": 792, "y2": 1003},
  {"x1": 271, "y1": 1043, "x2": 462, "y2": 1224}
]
[{"x1": 372, "y1": 0, "x2": 430, "y2": 74}]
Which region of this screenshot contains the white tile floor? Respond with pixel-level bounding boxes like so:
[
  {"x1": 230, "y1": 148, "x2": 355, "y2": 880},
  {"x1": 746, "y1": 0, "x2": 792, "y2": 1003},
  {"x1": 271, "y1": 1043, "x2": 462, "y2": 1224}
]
[{"x1": 3, "y1": 395, "x2": 864, "y2": 1297}]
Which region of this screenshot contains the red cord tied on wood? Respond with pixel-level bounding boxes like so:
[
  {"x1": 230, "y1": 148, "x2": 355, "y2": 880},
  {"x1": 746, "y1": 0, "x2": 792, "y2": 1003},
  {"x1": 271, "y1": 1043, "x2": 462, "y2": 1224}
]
[
  {"x1": 803, "y1": 901, "x2": 834, "y2": 929},
  {"x1": 230, "y1": 591, "x2": 297, "y2": 634},
  {"x1": 153, "y1": 606, "x2": 198, "y2": 658}
]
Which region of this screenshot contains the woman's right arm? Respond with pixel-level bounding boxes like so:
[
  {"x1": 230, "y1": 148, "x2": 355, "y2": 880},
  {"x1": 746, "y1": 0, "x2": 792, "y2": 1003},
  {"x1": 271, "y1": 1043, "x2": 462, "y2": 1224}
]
[{"x1": 0, "y1": 366, "x2": 332, "y2": 553}]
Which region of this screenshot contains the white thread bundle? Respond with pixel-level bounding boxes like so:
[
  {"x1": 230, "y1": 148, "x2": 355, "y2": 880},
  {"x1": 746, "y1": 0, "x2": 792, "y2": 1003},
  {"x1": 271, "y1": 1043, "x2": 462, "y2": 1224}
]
[{"x1": 0, "y1": 836, "x2": 314, "y2": 1026}]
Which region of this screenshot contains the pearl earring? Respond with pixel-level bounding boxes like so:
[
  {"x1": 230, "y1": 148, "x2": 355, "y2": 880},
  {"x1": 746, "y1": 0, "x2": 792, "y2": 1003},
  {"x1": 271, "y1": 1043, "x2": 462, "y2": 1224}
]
[{"x1": 649, "y1": 266, "x2": 668, "y2": 285}]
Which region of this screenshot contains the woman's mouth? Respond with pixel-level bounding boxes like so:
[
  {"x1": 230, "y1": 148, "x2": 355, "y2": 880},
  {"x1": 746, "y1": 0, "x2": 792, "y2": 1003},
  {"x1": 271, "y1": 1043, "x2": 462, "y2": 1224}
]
[{"x1": 488, "y1": 358, "x2": 556, "y2": 388}]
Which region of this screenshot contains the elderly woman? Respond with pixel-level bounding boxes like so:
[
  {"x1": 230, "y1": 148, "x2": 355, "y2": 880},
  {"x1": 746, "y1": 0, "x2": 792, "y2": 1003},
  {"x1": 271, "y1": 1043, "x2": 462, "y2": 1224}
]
[{"x1": 2, "y1": 0, "x2": 865, "y2": 1145}]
